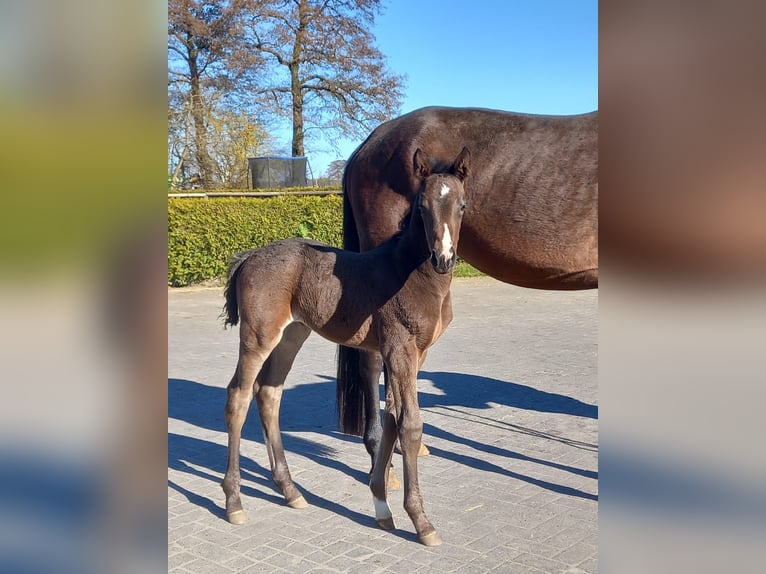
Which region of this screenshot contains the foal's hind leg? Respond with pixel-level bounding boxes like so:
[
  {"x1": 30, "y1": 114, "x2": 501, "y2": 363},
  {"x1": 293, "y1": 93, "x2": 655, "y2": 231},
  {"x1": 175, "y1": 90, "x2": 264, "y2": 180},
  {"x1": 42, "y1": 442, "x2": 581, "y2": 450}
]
[
  {"x1": 222, "y1": 320, "x2": 286, "y2": 524},
  {"x1": 358, "y1": 350, "x2": 385, "y2": 464},
  {"x1": 379, "y1": 364, "x2": 402, "y2": 490},
  {"x1": 369, "y1": 410, "x2": 398, "y2": 531},
  {"x1": 254, "y1": 322, "x2": 311, "y2": 509}
]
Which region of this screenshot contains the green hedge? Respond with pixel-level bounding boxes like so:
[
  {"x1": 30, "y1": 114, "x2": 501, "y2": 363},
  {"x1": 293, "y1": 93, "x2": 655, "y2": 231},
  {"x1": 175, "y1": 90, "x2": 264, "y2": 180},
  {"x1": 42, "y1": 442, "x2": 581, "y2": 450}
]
[
  {"x1": 168, "y1": 195, "x2": 343, "y2": 286},
  {"x1": 168, "y1": 186, "x2": 342, "y2": 194}
]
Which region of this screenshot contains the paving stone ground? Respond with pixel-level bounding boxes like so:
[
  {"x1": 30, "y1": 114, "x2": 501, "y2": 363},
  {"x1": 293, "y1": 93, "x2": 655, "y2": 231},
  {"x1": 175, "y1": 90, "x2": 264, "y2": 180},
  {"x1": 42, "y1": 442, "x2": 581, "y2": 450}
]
[{"x1": 169, "y1": 277, "x2": 598, "y2": 573}]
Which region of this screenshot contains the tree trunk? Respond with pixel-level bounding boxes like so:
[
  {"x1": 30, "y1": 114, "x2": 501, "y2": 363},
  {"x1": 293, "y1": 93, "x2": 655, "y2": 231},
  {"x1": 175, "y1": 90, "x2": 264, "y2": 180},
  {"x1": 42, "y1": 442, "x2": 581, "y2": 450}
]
[
  {"x1": 188, "y1": 49, "x2": 217, "y2": 188},
  {"x1": 171, "y1": 144, "x2": 189, "y2": 188},
  {"x1": 290, "y1": 63, "x2": 304, "y2": 157},
  {"x1": 290, "y1": 0, "x2": 307, "y2": 157}
]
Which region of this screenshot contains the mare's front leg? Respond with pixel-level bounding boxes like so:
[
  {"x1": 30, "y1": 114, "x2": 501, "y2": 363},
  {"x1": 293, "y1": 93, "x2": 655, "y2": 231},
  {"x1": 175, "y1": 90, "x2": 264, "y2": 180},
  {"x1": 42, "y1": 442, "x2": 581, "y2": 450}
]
[{"x1": 255, "y1": 322, "x2": 311, "y2": 508}]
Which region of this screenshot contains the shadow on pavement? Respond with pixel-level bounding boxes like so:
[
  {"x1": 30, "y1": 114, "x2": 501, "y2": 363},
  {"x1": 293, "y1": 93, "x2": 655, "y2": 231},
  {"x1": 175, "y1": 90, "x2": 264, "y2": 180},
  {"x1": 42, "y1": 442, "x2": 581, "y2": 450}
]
[
  {"x1": 419, "y1": 370, "x2": 597, "y2": 419},
  {"x1": 170, "y1": 374, "x2": 597, "y2": 517}
]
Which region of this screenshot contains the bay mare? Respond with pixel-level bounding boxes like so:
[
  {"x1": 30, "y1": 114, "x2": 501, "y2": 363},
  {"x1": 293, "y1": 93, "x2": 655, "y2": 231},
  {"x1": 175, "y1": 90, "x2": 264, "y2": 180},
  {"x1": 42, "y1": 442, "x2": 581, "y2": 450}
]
[
  {"x1": 222, "y1": 148, "x2": 471, "y2": 545},
  {"x1": 336, "y1": 106, "x2": 598, "y2": 481}
]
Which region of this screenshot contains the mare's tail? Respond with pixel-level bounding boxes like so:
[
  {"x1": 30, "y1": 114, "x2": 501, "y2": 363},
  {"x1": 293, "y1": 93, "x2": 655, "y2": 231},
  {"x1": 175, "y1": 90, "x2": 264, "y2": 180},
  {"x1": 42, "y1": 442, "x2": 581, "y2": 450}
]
[
  {"x1": 335, "y1": 156, "x2": 366, "y2": 436},
  {"x1": 222, "y1": 251, "x2": 252, "y2": 328}
]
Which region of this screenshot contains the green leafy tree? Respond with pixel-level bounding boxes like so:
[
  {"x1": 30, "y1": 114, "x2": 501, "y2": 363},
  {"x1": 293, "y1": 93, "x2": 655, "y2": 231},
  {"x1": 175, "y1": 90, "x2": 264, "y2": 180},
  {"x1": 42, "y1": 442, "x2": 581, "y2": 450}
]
[{"x1": 208, "y1": 106, "x2": 274, "y2": 188}]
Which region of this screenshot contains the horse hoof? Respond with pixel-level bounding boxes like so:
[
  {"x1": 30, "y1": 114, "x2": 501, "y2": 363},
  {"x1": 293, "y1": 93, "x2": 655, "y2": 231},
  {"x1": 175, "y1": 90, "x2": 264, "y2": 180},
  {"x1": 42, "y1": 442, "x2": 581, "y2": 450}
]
[
  {"x1": 286, "y1": 495, "x2": 308, "y2": 509},
  {"x1": 388, "y1": 468, "x2": 401, "y2": 491},
  {"x1": 394, "y1": 442, "x2": 431, "y2": 457},
  {"x1": 419, "y1": 531, "x2": 442, "y2": 546},
  {"x1": 376, "y1": 516, "x2": 396, "y2": 530},
  {"x1": 227, "y1": 509, "x2": 246, "y2": 525}
]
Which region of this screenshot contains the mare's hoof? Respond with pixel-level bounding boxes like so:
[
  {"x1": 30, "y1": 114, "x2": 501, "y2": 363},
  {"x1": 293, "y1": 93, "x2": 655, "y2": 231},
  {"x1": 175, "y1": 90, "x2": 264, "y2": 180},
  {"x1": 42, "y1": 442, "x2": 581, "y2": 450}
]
[
  {"x1": 388, "y1": 467, "x2": 401, "y2": 491},
  {"x1": 226, "y1": 509, "x2": 246, "y2": 525},
  {"x1": 376, "y1": 516, "x2": 396, "y2": 530},
  {"x1": 394, "y1": 441, "x2": 431, "y2": 457},
  {"x1": 419, "y1": 531, "x2": 442, "y2": 546},
  {"x1": 286, "y1": 495, "x2": 308, "y2": 509}
]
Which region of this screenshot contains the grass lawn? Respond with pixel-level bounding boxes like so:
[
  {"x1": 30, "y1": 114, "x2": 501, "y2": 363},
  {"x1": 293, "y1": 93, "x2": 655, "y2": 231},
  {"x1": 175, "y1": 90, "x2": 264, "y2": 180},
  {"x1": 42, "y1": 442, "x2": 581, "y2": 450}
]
[{"x1": 453, "y1": 259, "x2": 484, "y2": 278}]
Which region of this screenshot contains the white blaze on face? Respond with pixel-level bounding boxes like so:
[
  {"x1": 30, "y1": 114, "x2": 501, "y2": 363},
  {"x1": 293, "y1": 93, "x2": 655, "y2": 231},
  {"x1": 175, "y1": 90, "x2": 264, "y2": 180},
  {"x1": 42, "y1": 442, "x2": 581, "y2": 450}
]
[
  {"x1": 439, "y1": 183, "x2": 450, "y2": 197},
  {"x1": 441, "y1": 223, "x2": 453, "y2": 259}
]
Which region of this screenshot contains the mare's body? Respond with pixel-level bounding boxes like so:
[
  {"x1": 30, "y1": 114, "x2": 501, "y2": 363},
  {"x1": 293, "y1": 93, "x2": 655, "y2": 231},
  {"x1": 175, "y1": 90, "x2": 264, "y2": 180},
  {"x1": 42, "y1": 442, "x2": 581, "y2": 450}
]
[{"x1": 336, "y1": 107, "x2": 598, "y2": 470}]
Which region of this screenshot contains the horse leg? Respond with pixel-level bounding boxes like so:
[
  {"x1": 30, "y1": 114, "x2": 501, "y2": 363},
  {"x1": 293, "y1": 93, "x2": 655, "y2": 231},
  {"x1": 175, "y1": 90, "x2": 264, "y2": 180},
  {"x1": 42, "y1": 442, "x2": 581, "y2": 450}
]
[
  {"x1": 390, "y1": 346, "x2": 441, "y2": 546},
  {"x1": 222, "y1": 318, "x2": 288, "y2": 524},
  {"x1": 369, "y1": 408, "x2": 399, "y2": 531},
  {"x1": 379, "y1": 363, "x2": 402, "y2": 489},
  {"x1": 358, "y1": 349, "x2": 384, "y2": 466},
  {"x1": 416, "y1": 349, "x2": 430, "y2": 457},
  {"x1": 254, "y1": 323, "x2": 311, "y2": 509},
  {"x1": 222, "y1": 346, "x2": 269, "y2": 524},
  {"x1": 393, "y1": 349, "x2": 430, "y2": 458}
]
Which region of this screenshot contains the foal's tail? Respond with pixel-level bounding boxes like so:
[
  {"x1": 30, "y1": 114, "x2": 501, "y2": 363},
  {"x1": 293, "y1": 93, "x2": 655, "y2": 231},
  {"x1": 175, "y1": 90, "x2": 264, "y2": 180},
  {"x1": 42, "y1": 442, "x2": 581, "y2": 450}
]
[
  {"x1": 222, "y1": 251, "x2": 252, "y2": 328},
  {"x1": 336, "y1": 155, "x2": 366, "y2": 436}
]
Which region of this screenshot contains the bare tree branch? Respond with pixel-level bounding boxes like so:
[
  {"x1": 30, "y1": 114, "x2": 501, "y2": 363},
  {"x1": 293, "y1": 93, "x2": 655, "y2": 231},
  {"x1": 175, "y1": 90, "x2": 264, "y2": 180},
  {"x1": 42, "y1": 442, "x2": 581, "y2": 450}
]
[{"x1": 243, "y1": 0, "x2": 405, "y2": 156}]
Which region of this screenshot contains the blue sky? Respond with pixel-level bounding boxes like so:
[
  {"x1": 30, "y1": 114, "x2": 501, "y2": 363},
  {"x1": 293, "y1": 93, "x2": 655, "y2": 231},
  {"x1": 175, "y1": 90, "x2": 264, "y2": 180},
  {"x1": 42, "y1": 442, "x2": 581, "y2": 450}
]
[{"x1": 304, "y1": 0, "x2": 598, "y2": 176}]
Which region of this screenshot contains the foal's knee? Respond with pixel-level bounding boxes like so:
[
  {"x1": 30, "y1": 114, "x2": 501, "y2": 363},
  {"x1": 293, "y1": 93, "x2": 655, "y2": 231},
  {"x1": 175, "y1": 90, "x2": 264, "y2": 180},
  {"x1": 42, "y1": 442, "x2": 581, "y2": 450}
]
[{"x1": 399, "y1": 412, "x2": 423, "y2": 447}]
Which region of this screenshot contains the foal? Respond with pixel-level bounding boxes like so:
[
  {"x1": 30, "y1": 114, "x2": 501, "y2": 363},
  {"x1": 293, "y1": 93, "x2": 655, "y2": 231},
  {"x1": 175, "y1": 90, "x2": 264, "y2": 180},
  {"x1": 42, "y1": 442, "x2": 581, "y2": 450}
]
[{"x1": 221, "y1": 147, "x2": 470, "y2": 546}]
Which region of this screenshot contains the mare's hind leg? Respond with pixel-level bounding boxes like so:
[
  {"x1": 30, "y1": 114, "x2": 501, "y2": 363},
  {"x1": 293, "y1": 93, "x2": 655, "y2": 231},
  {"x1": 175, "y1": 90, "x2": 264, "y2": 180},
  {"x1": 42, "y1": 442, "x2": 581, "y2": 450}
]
[
  {"x1": 254, "y1": 322, "x2": 311, "y2": 508},
  {"x1": 222, "y1": 319, "x2": 287, "y2": 524}
]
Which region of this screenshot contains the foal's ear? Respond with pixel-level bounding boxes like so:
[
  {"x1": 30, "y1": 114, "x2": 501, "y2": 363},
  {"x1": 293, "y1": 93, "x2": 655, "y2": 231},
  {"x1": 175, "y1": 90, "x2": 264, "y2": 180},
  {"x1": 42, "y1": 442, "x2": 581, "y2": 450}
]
[
  {"x1": 452, "y1": 147, "x2": 471, "y2": 181},
  {"x1": 413, "y1": 148, "x2": 431, "y2": 179}
]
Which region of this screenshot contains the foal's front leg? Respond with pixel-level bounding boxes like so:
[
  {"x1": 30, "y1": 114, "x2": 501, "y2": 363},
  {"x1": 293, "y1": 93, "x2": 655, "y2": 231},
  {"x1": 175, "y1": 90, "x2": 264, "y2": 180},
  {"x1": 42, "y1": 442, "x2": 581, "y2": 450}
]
[
  {"x1": 397, "y1": 354, "x2": 441, "y2": 546},
  {"x1": 373, "y1": 344, "x2": 440, "y2": 546}
]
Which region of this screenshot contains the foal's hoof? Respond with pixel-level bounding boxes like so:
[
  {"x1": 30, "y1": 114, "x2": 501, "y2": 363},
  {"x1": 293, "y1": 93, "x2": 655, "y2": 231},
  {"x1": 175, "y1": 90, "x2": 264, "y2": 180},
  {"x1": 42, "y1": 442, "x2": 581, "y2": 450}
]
[
  {"x1": 226, "y1": 509, "x2": 246, "y2": 525},
  {"x1": 286, "y1": 495, "x2": 308, "y2": 509},
  {"x1": 419, "y1": 531, "x2": 442, "y2": 546},
  {"x1": 376, "y1": 516, "x2": 396, "y2": 530}
]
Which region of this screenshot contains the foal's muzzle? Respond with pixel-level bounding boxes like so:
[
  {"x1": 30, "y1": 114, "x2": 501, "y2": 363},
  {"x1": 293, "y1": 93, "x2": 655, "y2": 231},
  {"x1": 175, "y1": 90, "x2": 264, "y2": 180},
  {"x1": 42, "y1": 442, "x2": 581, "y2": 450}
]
[{"x1": 430, "y1": 250, "x2": 456, "y2": 274}]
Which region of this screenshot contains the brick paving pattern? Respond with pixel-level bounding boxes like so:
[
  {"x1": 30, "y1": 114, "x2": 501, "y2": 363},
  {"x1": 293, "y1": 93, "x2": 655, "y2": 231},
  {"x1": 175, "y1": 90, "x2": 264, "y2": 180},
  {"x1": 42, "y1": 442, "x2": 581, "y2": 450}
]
[{"x1": 169, "y1": 277, "x2": 598, "y2": 573}]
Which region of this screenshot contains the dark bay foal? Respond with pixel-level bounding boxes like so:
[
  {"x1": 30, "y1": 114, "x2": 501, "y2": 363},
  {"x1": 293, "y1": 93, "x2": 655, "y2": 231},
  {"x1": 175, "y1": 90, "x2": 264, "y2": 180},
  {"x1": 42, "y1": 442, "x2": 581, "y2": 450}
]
[{"x1": 221, "y1": 147, "x2": 471, "y2": 546}]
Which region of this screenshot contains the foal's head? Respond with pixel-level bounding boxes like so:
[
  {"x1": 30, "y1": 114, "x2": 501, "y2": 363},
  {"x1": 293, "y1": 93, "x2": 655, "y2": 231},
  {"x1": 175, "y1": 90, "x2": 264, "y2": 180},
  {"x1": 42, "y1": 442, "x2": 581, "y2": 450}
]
[{"x1": 413, "y1": 147, "x2": 471, "y2": 274}]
